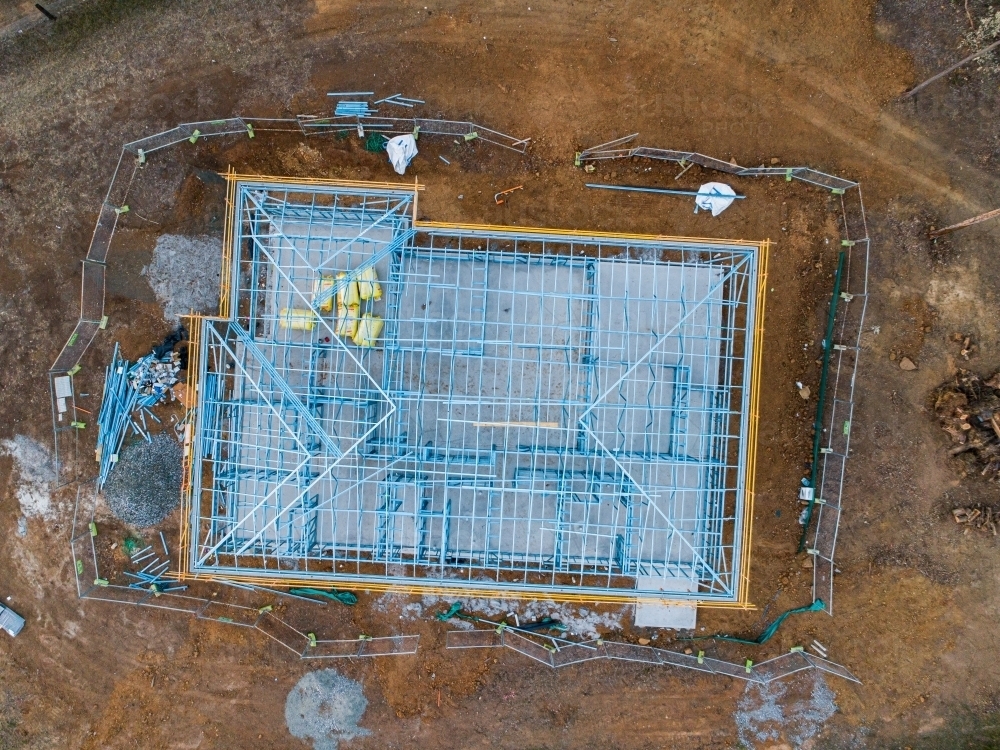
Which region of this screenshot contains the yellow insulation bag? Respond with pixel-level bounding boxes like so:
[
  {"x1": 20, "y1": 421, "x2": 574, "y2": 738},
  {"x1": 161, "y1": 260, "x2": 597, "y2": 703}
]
[
  {"x1": 335, "y1": 271, "x2": 360, "y2": 308},
  {"x1": 279, "y1": 307, "x2": 317, "y2": 331},
  {"x1": 336, "y1": 303, "x2": 360, "y2": 339},
  {"x1": 312, "y1": 275, "x2": 335, "y2": 313},
  {"x1": 357, "y1": 266, "x2": 382, "y2": 301},
  {"x1": 353, "y1": 313, "x2": 384, "y2": 348}
]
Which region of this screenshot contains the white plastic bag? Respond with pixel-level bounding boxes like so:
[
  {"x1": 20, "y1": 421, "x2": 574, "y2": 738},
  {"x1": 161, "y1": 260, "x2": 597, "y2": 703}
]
[
  {"x1": 694, "y1": 182, "x2": 737, "y2": 216},
  {"x1": 386, "y1": 134, "x2": 418, "y2": 175}
]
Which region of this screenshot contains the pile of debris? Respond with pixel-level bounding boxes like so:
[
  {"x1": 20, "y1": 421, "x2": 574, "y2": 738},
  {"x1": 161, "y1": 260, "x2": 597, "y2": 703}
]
[
  {"x1": 97, "y1": 334, "x2": 187, "y2": 489},
  {"x1": 933, "y1": 369, "x2": 1000, "y2": 478},
  {"x1": 128, "y1": 350, "x2": 182, "y2": 407},
  {"x1": 951, "y1": 505, "x2": 1000, "y2": 535}
]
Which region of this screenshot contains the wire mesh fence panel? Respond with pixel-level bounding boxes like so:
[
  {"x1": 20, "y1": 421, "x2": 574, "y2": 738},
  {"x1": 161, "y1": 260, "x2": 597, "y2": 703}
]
[
  {"x1": 651, "y1": 647, "x2": 720, "y2": 675},
  {"x1": 255, "y1": 611, "x2": 310, "y2": 655},
  {"x1": 104, "y1": 156, "x2": 137, "y2": 211},
  {"x1": 813, "y1": 552, "x2": 836, "y2": 612},
  {"x1": 602, "y1": 641, "x2": 663, "y2": 666},
  {"x1": 304, "y1": 639, "x2": 370, "y2": 659},
  {"x1": 446, "y1": 629, "x2": 504, "y2": 649},
  {"x1": 80, "y1": 261, "x2": 105, "y2": 323},
  {"x1": 501, "y1": 631, "x2": 556, "y2": 666},
  {"x1": 700, "y1": 656, "x2": 759, "y2": 682},
  {"x1": 750, "y1": 651, "x2": 815, "y2": 683},
  {"x1": 124, "y1": 127, "x2": 189, "y2": 155},
  {"x1": 196, "y1": 600, "x2": 259, "y2": 627},
  {"x1": 51, "y1": 320, "x2": 100, "y2": 373},
  {"x1": 132, "y1": 591, "x2": 214, "y2": 615},
  {"x1": 70, "y1": 532, "x2": 98, "y2": 597},
  {"x1": 178, "y1": 118, "x2": 249, "y2": 136},
  {"x1": 803, "y1": 653, "x2": 862, "y2": 683},
  {"x1": 87, "y1": 203, "x2": 121, "y2": 265},
  {"x1": 355, "y1": 635, "x2": 420, "y2": 656},
  {"x1": 304, "y1": 635, "x2": 420, "y2": 659},
  {"x1": 549, "y1": 641, "x2": 605, "y2": 667},
  {"x1": 82, "y1": 584, "x2": 157, "y2": 605},
  {"x1": 298, "y1": 117, "x2": 529, "y2": 151}
]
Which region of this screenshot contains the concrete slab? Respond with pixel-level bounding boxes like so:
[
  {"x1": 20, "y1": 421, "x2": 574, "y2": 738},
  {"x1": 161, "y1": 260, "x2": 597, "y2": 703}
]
[{"x1": 634, "y1": 575, "x2": 698, "y2": 629}]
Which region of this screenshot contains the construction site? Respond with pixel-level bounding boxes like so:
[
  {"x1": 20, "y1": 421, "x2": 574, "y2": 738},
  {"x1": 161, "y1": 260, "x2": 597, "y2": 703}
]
[{"x1": 3, "y1": 1, "x2": 1000, "y2": 748}]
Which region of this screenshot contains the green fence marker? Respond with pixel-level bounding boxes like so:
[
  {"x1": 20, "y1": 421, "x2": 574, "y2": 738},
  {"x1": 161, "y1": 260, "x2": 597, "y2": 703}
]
[
  {"x1": 832, "y1": 187, "x2": 845, "y2": 195},
  {"x1": 89, "y1": 522, "x2": 97, "y2": 537},
  {"x1": 412, "y1": 125, "x2": 420, "y2": 140},
  {"x1": 790, "y1": 646, "x2": 804, "y2": 653},
  {"x1": 257, "y1": 604, "x2": 272, "y2": 614},
  {"x1": 115, "y1": 205, "x2": 129, "y2": 215},
  {"x1": 840, "y1": 239, "x2": 855, "y2": 247},
  {"x1": 67, "y1": 333, "x2": 78, "y2": 347},
  {"x1": 574, "y1": 152, "x2": 582, "y2": 168},
  {"x1": 137, "y1": 148, "x2": 146, "y2": 164},
  {"x1": 94, "y1": 578, "x2": 108, "y2": 587},
  {"x1": 218, "y1": 616, "x2": 234, "y2": 623},
  {"x1": 68, "y1": 364, "x2": 81, "y2": 375},
  {"x1": 71, "y1": 421, "x2": 86, "y2": 429},
  {"x1": 246, "y1": 123, "x2": 255, "y2": 139},
  {"x1": 843, "y1": 420, "x2": 851, "y2": 436},
  {"x1": 189, "y1": 129, "x2": 202, "y2": 144},
  {"x1": 307, "y1": 632, "x2": 317, "y2": 647},
  {"x1": 697, "y1": 650, "x2": 705, "y2": 664},
  {"x1": 99, "y1": 315, "x2": 109, "y2": 330},
  {"x1": 75, "y1": 559, "x2": 83, "y2": 575},
  {"x1": 745, "y1": 659, "x2": 753, "y2": 673},
  {"x1": 785, "y1": 168, "x2": 793, "y2": 182},
  {"x1": 358, "y1": 634, "x2": 373, "y2": 642},
  {"x1": 464, "y1": 131, "x2": 479, "y2": 142}
]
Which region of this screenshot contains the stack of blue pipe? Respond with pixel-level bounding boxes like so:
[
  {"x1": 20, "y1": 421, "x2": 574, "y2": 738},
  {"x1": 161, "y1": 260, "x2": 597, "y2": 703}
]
[
  {"x1": 96, "y1": 345, "x2": 166, "y2": 489},
  {"x1": 335, "y1": 100, "x2": 376, "y2": 117}
]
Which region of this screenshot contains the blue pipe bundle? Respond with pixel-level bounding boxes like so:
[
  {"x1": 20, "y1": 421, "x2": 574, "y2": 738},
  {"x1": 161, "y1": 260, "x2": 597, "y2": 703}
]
[
  {"x1": 334, "y1": 100, "x2": 376, "y2": 117},
  {"x1": 96, "y1": 344, "x2": 140, "y2": 489}
]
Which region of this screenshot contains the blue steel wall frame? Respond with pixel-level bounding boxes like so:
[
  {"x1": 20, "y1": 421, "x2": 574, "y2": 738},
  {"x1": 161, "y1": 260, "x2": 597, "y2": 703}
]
[{"x1": 181, "y1": 177, "x2": 765, "y2": 605}]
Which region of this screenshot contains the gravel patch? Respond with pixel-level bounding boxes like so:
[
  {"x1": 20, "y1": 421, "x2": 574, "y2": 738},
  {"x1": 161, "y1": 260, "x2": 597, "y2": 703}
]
[
  {"x1": 143, "y1": 234, "x2": 222, "y2": 321},
  {"x1": 102, "y1": 433, "x2": 182, "y2": 527},
  {"x1": 0, "y1": 435, "x2": 57, "y2": 520},
  {"x1": 285, "y1": 670, "x2": 370, "y2": 750},
  {"x1": 735, "y1": 671, "x2": 837, "y2": 748}
]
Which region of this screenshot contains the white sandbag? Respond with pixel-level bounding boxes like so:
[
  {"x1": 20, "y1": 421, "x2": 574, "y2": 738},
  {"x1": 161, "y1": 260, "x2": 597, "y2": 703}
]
[
  {"x1": 694, "y1": 182, "x2": 737, "y2": 216},
  {"x1": 386, "y1": 134, "x2": 418, "y2": 175}
]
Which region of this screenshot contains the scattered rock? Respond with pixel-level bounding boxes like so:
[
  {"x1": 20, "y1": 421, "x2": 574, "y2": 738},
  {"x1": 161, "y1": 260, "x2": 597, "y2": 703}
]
[
  {"x1": 798, "y1": 386, "x2": 811, "y2": 400},
  {"x1": 638, "y1": 637, "x2": 651, "y2": 646},
  {"x1": 144, "y1": 234, "x2": 222, "y2": 321},
  {"x1": 285, "y1": 669, "x2": 370, "y2": 750},
  {"x1": 770, "y1": 157, "x2": 780, "y2": 164},
  {"x1": 802, "y1": 556, "x2": 814, "y2": 569},
  {"x1": 899, "y1": 357, "x2": 917, "y2": 371}
]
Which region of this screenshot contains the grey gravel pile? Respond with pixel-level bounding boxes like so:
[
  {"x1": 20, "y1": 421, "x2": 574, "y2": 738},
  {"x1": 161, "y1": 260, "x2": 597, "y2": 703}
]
[
  {"x1": 103, "y1": 433, "x2": 182, "y2": 527},
  {"x1": 143, "y1": 234, "x2": 222, "y2": 321},
  {"x1": 285, "y1": 670, "x2": 370, "y2": 750}
]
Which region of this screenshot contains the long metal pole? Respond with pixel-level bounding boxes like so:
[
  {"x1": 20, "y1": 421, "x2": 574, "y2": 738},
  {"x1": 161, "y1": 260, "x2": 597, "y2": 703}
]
[{"x1": 585, "y1": 183, "x2": 745, "y2": 199}]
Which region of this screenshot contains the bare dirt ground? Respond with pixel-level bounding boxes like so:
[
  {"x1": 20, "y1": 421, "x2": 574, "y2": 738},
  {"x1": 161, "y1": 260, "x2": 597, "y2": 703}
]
[{"x1": 2, "y1": 0, "x2": 1000, "y2": 747}]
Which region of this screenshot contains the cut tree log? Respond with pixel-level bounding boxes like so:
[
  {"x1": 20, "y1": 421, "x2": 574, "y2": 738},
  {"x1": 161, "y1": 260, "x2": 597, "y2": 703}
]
[
  {"x1": 902, "y1": 38, "x2": 1000, "y2": 98},
  {"x1": 929, "y1": 206, "x2": 1000, "y2": 239}
]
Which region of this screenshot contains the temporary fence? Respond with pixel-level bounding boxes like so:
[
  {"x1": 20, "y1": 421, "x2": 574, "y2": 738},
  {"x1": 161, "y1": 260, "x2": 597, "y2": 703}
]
[
  {"x1": 578, "y1": 135, "x2": 869, "y2": 615},
  {"x1": 70, "y1": 482, "x2": 419, "y2": 659},
  {"x1": 46, "y1": 114, "x2": 531, "y2": 481},
  {"x1": 446, "y1": 627, "x2": 859, "y2": 684}
]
